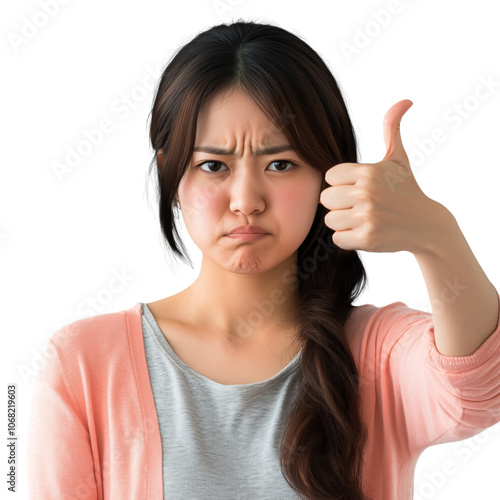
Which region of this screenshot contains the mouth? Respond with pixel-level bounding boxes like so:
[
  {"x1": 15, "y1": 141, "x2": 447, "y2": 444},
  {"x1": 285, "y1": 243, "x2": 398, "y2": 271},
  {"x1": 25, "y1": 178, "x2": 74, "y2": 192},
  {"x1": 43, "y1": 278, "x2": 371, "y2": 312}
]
[
  {"x1": 227, "y1": 231, "x2": 267, "y2": 235},
  {"x1": 225, "y1": 233, "x2": 269, "y2": 240},
  {"x1": 226, "y1": 225, "x2": 269, "y2": 236}
]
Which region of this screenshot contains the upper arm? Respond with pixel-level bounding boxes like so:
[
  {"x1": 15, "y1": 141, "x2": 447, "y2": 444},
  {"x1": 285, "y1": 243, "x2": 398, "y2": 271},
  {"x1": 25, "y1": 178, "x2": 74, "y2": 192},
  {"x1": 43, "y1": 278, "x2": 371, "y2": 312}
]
[
  {"x1": 363, "y1": 300, "x2": 500, "y2": 454},
  {"x1": 27, "y1": 341, "x2": 99, "y2": 500}
]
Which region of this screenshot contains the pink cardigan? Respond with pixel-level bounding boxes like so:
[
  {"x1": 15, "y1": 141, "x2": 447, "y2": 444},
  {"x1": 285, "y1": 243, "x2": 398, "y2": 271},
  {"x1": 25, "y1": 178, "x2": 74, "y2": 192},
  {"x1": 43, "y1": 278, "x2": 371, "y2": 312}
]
[{"x1": 27, "y1": 291, "x2": 500, "y2": 499}]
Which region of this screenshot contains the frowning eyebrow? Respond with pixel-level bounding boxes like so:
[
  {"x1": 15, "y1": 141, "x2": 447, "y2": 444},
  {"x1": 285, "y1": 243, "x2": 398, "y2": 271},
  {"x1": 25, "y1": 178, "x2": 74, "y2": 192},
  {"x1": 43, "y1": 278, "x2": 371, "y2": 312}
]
[{"x1": 192, "y1": 144, "x2": 294, "y2": 157}]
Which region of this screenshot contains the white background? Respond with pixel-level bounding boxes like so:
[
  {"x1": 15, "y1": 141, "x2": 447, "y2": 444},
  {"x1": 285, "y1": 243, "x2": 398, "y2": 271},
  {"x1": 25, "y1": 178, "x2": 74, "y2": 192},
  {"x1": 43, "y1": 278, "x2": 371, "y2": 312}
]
[{"x1": 2, "y1": 0, "x2": 500, "y2": 498}]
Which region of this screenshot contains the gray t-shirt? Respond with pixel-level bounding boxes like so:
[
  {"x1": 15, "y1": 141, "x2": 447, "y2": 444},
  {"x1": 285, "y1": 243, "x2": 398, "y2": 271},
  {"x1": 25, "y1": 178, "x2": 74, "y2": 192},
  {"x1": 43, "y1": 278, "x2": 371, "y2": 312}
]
[{"x1": 141, "y1": 302, "x2": 303, "y2": 499}]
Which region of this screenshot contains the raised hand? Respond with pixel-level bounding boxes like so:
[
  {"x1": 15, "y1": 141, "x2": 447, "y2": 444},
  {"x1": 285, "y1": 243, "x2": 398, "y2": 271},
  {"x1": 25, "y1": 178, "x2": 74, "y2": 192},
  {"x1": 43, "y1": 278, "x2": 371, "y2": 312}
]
[{"x1": 320, "y1": 99, "x2": 444, "y2": 254}]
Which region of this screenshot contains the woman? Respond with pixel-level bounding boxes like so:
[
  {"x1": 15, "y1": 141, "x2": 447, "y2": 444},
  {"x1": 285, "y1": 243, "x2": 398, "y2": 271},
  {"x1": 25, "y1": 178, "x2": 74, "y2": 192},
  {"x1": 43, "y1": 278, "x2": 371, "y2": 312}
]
[{"x1": 27, "y1": 20, "x2": 500, "y2": 500}]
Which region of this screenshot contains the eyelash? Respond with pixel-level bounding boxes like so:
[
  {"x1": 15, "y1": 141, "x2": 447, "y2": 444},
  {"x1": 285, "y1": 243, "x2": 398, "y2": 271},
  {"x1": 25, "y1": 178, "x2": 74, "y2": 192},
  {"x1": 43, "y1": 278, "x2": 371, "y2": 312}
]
[{"x1": 193, "y1": 160, "x2": 297, "y2": 174}]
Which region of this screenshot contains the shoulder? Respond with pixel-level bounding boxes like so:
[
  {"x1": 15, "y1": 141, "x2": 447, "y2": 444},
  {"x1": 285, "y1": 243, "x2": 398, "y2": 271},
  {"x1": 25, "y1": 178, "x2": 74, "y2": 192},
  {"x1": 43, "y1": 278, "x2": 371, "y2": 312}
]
[
  {"x1": 347, "y1": 299, "x2": 430, "y2": 328},
  {"x1": 345, "y1": 300, "x2": 432, "y2": 349},
  {"x1": 47, "y1": 303, "x2": 143, "y2": 364},
  {"x1": 33, "y1": 303, "x2": 145, "y2": 426}
]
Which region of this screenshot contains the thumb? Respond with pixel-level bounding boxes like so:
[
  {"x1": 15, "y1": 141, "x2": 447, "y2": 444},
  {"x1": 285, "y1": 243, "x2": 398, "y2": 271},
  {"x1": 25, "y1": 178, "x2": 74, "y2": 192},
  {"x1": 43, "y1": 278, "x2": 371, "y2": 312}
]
[{"x1": 382, "y1": 99, "x2": 413, "y2": 163}]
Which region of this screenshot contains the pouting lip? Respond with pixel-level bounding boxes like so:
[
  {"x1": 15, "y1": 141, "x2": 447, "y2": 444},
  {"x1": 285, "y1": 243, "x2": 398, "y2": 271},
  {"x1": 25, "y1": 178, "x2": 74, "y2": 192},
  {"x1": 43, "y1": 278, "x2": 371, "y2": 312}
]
[{"x1": 226, "y1": 225, "x2": 270, "y2": 235}]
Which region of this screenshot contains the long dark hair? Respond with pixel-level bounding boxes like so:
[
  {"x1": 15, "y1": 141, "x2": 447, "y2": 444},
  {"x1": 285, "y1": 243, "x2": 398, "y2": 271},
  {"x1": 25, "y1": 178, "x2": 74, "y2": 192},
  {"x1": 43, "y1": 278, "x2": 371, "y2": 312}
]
[{"x1": 147, "y1": 19, "x2": 370, "y2": 500}]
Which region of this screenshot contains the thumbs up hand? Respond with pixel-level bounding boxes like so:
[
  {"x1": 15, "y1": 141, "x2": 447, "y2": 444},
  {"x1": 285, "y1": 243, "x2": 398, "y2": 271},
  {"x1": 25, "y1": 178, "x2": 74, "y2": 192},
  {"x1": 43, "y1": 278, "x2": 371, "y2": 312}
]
[{"x1": 320, "y1": 99, "x2": 445, "y2": 254}]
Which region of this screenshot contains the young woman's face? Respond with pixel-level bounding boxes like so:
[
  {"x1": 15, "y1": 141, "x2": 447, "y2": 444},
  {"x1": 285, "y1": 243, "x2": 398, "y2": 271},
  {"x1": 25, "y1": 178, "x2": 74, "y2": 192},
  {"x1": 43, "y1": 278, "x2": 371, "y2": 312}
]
[{"x1": 177, "y1": 87, "x2": 323, "y2": 273}]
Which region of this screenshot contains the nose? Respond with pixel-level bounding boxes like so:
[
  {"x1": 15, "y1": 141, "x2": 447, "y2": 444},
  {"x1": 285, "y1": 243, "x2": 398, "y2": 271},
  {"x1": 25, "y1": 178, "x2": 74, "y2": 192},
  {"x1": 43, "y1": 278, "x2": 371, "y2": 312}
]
[{"x1": 228, "y1": 166, "x2": 266, "y2": 215}]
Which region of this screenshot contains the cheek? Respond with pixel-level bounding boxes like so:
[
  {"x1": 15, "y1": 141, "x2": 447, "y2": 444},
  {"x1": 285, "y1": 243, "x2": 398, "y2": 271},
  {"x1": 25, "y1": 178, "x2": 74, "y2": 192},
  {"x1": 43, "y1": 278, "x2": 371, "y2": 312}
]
[
  {"x1": 274, "y1": 188, "x2": 300, "y2": 214},
  {"x1": 180, "y1": 183, "x2": 224, "y2": 229},
  {"x1": 275, "y1": 182, "x2": 319, "y2": 222},
  {"x1": 179, "y1": 173, "x2": 212, "y2": 215}
]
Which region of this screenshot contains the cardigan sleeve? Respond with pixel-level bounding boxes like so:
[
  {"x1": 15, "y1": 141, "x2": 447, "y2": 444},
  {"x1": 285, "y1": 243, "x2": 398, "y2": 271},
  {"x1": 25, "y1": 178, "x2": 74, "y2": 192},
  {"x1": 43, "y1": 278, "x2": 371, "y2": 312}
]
[
  {"x1": 365, "y1": 287, "x2": 500, "y2": 455},
  {"x1": 27, "y1": 337, "x2": 99, "y2": 500}
]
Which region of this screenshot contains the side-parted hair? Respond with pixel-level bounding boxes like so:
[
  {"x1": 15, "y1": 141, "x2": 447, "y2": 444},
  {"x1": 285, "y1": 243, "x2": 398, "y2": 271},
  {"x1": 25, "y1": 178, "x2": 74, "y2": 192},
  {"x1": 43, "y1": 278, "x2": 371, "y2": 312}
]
[{"x1": 148, "y1": 19, "x2": 370, "y2": 500}]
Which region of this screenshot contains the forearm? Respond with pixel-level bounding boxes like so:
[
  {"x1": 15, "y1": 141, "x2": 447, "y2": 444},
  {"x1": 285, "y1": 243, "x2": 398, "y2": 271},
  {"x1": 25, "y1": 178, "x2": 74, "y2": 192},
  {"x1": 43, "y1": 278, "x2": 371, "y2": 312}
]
[{"x1": 412, "y1": 203, "x2": 499, "y2": 357}]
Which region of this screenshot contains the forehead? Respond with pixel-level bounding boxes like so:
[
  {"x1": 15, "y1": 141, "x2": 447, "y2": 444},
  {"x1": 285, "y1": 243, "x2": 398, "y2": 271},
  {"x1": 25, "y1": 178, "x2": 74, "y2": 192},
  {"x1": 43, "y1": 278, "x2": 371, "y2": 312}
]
[{"x1": 196, "y1": 88, "x2": 286, "y2": 145}]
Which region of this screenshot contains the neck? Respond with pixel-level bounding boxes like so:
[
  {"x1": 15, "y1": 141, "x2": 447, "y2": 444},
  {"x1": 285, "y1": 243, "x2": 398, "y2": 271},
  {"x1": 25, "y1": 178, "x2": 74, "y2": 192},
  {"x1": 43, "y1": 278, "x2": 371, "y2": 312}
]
[{"x1": 182, "y1": 253, "x2": 301, "y2": 347}]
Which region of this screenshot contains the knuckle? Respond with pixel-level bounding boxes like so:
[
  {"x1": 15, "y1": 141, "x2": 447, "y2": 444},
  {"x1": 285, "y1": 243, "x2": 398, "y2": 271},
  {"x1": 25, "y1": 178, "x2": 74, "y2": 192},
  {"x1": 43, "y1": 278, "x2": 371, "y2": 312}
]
[
  {"x1": 359, "y1": 224, "x2": 376, "y2": 249},
  {"x1": 353, "y1": 188, "x2": 373, "y2": 205},
  {"x1": 359, "y1": 165, "x2": 376, "y2": 181}
]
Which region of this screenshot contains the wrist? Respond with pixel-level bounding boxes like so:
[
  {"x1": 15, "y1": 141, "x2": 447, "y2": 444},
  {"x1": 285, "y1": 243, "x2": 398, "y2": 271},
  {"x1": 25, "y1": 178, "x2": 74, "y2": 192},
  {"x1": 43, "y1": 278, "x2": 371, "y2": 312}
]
[{"x1": 410, "y1": 201, "x2": 457, "y2": 259}]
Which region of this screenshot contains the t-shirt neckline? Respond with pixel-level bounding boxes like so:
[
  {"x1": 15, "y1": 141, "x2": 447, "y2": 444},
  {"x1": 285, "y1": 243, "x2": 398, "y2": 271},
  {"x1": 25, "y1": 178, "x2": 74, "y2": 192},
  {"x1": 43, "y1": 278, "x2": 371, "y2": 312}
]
[{"x1": 140, "y1": 302, "x2": 302, "y2": 390}]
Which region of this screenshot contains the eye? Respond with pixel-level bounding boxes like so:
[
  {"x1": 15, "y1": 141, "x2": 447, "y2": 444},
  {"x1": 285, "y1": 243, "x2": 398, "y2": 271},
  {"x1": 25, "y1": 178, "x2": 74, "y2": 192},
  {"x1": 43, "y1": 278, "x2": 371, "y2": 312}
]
[
  {"x1": 267, "y1": 160, "x2": 296, "y2": 172},
  {"x1": 194, "y1": 160, "x2": 297, "y2": 174},
  {"x1": 195, "y1": 161, "x2": 228, "y2": 173}
]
